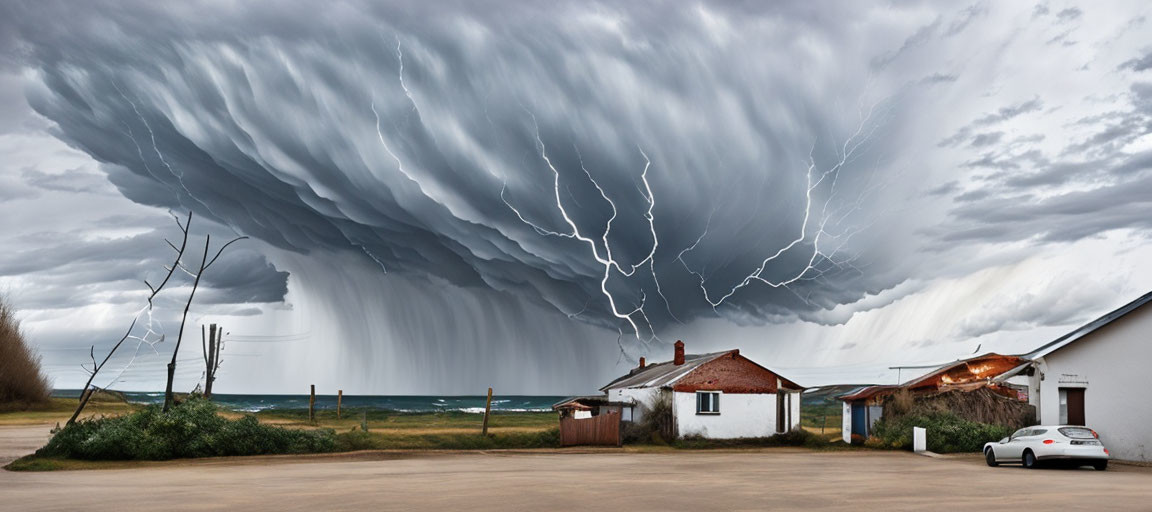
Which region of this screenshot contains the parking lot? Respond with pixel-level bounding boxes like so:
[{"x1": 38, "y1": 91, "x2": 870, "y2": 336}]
[{"x1": 2, "y1": 423, "x2": 1150, "y2": 512}]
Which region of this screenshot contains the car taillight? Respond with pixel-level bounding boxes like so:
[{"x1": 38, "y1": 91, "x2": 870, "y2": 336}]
[
  {"x1": 1043, "y1": 439, "x2": 1055, "y2": 444},
  {"x1": 1092, "y1": 430, "x2": 1099, "y2": 438},
  {"x1": 1105, "y1": 449, "x2": 1110, "y2": 455}
]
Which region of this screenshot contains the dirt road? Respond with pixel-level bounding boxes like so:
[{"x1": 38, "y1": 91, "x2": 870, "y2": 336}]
[
  {"x1": 0, "y1": 425, "x2": 52, "y2": 466},
  {"x1": 3, "y1": 425, "x2": 1150, "y2": 511}
]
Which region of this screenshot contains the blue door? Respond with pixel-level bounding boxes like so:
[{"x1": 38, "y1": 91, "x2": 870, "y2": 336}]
[{"x1": 851, "y1": 402, "x2": 867, "y2": 437}]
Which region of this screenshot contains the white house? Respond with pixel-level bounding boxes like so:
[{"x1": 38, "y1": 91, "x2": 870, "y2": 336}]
[
  {"x1": 599, "y1": 340, "x2": 804, "y2": 439},
  {"x1": 1019, "y1": 290, "x2": 1152, "y2": 462}
]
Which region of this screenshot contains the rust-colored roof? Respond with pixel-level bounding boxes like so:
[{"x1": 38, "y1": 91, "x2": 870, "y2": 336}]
[
  {"x1": 551, "y1": 395, "x2": 633, "y2": 411},
  {"x1": 902, "y1": 353, "x2": 1025, "y2": 391},
  {"x1": 600, "y1": 349, "x2": 805, "y2": 393}
]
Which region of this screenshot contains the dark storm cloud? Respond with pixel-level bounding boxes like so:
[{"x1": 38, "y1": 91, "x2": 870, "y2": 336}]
[
  {"x1": 939, "y1": 98, "x2": 1045, "y2": 148},
  {"x1": 933, "y1": 76, "x2": 1152, "y2": 246},
  {"x1": 927, "y1": 181, "x2": 960, "y2": 196},
  {"x1": 945, "y1": 3, "x2": 988, "y2": 37},
  {"x1": 21, "y1": 166, "x2": 115, "y2": 194},
  {"x1": 918, "y1": 7, "x2": 1152, "y2": 252},
  {"x1": 920, "y1": 72, "x2": 959, "y2": 84},
  {"x1": 973, "y1": 97, "x2": 1044, "y2": 126},
  {"x1": 1118, "y1": 50, "x2": 1152, "y2": 72},
  {"x1": 1056, "y1": 7, "x2": 1083, "y2": 22},
  {"x1": 872, "y1": 19, "x2": 940, "y2": 69},
  {"x1": 0, "y1": 0, "x2": 909, "y2": 338},
  {"x1": 0, "y1": 213, "x2": 288, "y2": 311},
  {"x1": 969, "y1": 131, "x2": 1004, "y2": 147}
]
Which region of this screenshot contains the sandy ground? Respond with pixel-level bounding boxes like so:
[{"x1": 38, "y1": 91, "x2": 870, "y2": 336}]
[
  {"x1": 0, "y1": 425, "x2": 52, "y2": 466},
  {"x1": 3, "y1": 424, "x2": 1151, "y2": 511}
]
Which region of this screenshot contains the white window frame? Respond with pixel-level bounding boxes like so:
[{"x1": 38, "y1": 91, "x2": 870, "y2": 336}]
[{"x1": 696, "y1": 390, "x2": 721, "y2": 415}]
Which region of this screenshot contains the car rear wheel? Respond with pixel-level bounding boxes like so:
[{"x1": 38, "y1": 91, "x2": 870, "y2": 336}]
[
  {"x1": 985, "y1": 448, "x2": 998, "y2": 467},
  {"x1": 1093, "y1": 460, "x2": 1108, "y2": 471},
  {"x1": 1023, "y1": 450, "x2": 1037, "y2": 469}
]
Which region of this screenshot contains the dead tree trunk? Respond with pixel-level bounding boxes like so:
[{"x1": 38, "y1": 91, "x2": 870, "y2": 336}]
[
  {"x1": 163, "y1": 234, "x2": 246, "y2": 413},
  {"x1": 68, "y1": 212, "x2": 192, "y2": 425},
  {"x1": 202, "y1": 323, "x2": 223, "y2": 398}
]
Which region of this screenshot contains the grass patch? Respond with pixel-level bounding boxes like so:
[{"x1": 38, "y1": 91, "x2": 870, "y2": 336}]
[
  {"x1": 256, "y1": 408, "x2": 556, "y2": 433},
  {"x1": 333, "y1": 427, "x2": 560, "y2": 451},
  {"x1": 800, "y1": 401, "x2": 842, "y2": 434},
  {"x1": 0, "y1": 393, "x2": 138, "y2": 425},
  {"x1": 260, "y1": 408, "x2": 560, "y2": 451},
  {"x1": 33, "y1": 397, "x2": 336, "y2": 461}
]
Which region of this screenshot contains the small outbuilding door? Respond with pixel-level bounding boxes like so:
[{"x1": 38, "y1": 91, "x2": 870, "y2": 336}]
[{"x1": 851, "y1": 402, "x2": 867, "y2": 437}]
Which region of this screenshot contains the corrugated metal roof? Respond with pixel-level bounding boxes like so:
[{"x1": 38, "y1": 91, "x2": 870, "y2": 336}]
[
  {"x1": 552, "y1": 395, "x2": 634, "y2": 410},
  {"x1": 900, "y1": 353, "x2": 1022, "y2": 388},
  {"x1": 598, "y1": 351, "x2": 735, "y2": 391},
  {"x1": 838, "y1": 385, "x2": 898, "y2": 401},
  {"x1": 1023, "y1": 289, "x2": 1152, "y2": 360}
]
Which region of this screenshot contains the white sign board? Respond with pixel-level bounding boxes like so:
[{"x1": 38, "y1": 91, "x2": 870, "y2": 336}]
[{"x1": 913, "y1": 427, "x2": 926, "y2": 453}]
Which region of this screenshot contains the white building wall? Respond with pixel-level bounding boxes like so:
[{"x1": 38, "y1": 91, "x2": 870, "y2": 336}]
[
  {"x1": 1033, "y1": 307, "x2": 1152, "y2": 462},
  {"x1": 606, "y1": 387, "x2": 660, "y2": 423},
  {"x1": 672, "y1": 391, "x2": 776, "y2": 439},
  {"x1": 842, "y1": 401, "x2": 852, "y2": 444},
  {"x1": 789, "y1": 391, "x2": 802, "y2": 431}
]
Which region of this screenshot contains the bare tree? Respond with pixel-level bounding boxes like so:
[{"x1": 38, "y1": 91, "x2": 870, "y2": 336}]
[
  {"x1": 201, "y1": 323, "x2": 225, "y2": 398},
  {"x1": 162, "y1": 234, "x2": 246, "y2": 412},
  {"x1": 68, "y1": 212, "x2": 192, "y2": 425}
]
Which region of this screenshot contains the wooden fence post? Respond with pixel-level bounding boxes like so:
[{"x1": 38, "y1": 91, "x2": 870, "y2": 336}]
[
  {"x1": 481, "y1": 387, "x2": 493, "y2": 436},
  {"x1": 337, "y1": 390, "x2": 343, "y2": 419},
  {"x1": 309, "y1": 384, "x2": 316, "y2": 423}
]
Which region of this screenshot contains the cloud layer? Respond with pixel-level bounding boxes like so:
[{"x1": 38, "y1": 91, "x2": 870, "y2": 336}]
[{"x1": 3, "y1": 1, "x2": 1152, "y2": 391}]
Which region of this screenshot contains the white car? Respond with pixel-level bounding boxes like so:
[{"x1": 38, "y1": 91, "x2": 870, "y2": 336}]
[{"x1": 984, "y1": 425, "x2": 1109, "y2": 470}]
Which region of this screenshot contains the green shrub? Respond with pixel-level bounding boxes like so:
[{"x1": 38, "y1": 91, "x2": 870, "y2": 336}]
[
  {"x1": 672, "y1": 428, "x2": 827, "y2": 449},
  {"x1": 37, "y1": 397, "x2": 336, "y2": 460},
  {"x1": 868, "y1": 412, "x2": 1012, "y2": 453}
]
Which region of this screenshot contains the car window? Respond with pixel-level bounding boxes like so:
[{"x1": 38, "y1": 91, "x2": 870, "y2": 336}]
[
  {"x1": 1031, "y1": 429, "x2": 1047, "y2": 435},
  {"x1": 1059, "y1": 427, "x2": 1095, "y2": 439},
  {"x1": 1011, "y1": 428, "x2": 1030, "y2": 439}
]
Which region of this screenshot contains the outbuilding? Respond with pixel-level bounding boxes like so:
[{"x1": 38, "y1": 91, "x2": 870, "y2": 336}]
[
  {"x1": 838, "y1": 353, "x2": 1034, "y2": 443},
  {"x1": 1019, "y1": 290, "x2": 1152, "y2": 462},
  {"x1": 838, "y1": 385, "x2": 896, "y2": 444}
]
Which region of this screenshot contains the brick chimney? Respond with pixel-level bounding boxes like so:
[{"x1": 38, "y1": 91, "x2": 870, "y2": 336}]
[
  {"x1": 673, "y1": 340, "x2": 685, "y2": 365},
  {"x1": 638, "y1": 357, "x2": 646, "y2": 369}
]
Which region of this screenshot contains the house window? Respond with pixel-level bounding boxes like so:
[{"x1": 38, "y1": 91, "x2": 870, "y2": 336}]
[{"x1": 696, "y1": 391, "x2": 720, "y2": 414}]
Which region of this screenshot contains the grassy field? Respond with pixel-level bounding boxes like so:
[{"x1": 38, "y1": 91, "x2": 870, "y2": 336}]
[
  {"x1": 254, "y1": 408, "x2": 556, "y2": 433},
  {"x1": 0, "y1": 392, "x2": 138, "y2": 426},
  {"x1": 4, "y1": 392, "x2": 854, "y2": 472},
  {"x1": 253, "y1": 408, "x2": 560, "y2": 451},
  {"x1": 2, "y1": 395, "x2": 563, "y2": 470}
]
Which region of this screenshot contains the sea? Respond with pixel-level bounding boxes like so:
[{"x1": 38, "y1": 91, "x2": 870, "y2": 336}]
[{"x1": 53, "y1": 390, "x2": 566, "y2": 414}]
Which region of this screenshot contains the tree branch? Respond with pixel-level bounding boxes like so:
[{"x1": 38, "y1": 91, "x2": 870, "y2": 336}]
[
  {"x1": 67, "y1": 211, "x2": 194, "y2": 425},
  {"x1": 203, "y1": 236, "x2": 249, "y2": 271}
]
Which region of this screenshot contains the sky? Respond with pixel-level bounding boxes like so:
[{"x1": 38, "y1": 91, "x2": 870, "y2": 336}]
[{"x1": 1, "y1": 0, "x2": 1151, "y2": 395}]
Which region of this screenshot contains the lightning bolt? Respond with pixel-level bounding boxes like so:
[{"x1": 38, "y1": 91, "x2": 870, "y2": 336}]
[
  {"x1": 112, "y1": 80, "x2": 242, "y2": 236},
  {"x1": 684, "y1": 102, "x2": 884, "y2": 309},
  {"x1": 396, "y1": 36, "x2": 417, "y2": 114},
  {"x1": 502, "y1": 110, "x2": 664, "y2": 344}
]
